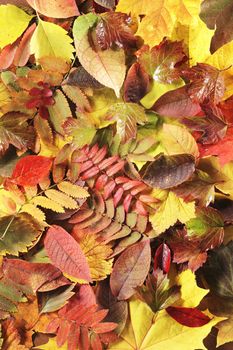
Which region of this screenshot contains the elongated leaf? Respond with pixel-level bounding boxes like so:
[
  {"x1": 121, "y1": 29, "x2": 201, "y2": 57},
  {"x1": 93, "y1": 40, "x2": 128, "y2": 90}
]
[
  {"x1": 40, "y1": 285, "x2": 75, "y2": 314},
  {"x1": 110, "y1": 239, "x2": 151, "y2": 300},
  {"x1": 73, "y1": 13, "x2": 126, "y2": 97},
  {"x1": 166, "y1": 306, "x2": 210, "y2": 327},
  {"x1": 143, "y1": 154, "x2": 195, "y2": 189},
  {"x1": 48, "y1": 90, "x2": 72, "y2": 135},
  {"x1": 44, "y1": 225, "x2": 91, "y2": 282},
  {"x1": 26, "y1": 0, "x2": 79, "y2": 18}
]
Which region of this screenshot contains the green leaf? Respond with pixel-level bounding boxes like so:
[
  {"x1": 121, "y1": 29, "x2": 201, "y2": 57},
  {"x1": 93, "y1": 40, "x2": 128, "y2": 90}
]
[
  {"x1": 30, "y1": 19, "x2": 74, "y2": 61},
  {"x1": 40, "y1": 284, "x2": 75, "y2": 314},
  {"x1": 105, "y1": 103, "x2": 147, "y2": 143},
  {"x1": 63, "y1": 117, "x2": 96, "y2": 149},
  {"x1": 0, "y1": 213, "x2": 42, "y2": 256},
  {"x1": 73, "y1": 13, "x2": 126, "y2": 97},
  {"x1": 0, "y1": 4, "x2": 33, "y2": 49},
  {"x1": 48, "y1": 90, "x2": 72, "y2": 135}
]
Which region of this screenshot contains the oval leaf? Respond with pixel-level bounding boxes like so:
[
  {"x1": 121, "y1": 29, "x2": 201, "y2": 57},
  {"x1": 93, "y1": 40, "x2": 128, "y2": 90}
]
[
  {"x1": 26, "y1": 0, "x2": 79, "y2": 18},
  {"x1": 166, "y1": 306, "x2": 211, "y2": 327},
  {"x1": 44, "y1": 225, "x2": 91, "y2": 282},
  {"x1": 110, "y1": 239, "x2": 151, "y2": 300},
  {"x1": 143, "y1": 154, "x2": 195, "y2": 189}
]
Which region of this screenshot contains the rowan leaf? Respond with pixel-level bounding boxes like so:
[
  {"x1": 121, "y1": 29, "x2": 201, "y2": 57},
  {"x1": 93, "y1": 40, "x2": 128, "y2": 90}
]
[
  {"x1": 26, "y1": 0, "x2": 79, "y2": 18},
  {"x1": 48, "y1": 90, "x2": 72, "y2": 135},
  {"x1": 44, "y1": 225, "x2": 91, "y2": 282},
  {"x1": 30, "y1": 19, "x2": 74, "y2": 61},
  {"x1": 110, "y1": 239, "x2": 151, "y2": 300},
  {"x1": 0, "y1": 4, "x2": 33, "y2": 49},
  {"x1": 143, "y1": 154, "x2": 195, "y2": 189},
  {"x1": 0, "y1": 213, "x2": 42, "y2": 256},
  {"x1": 73, "y1": 13, "x2": 126, "y2": 97},
  {"x1": 149, "y1": 190, "x2": 196, "y2": 235},
  {"x1": 57, "y1": 182, "x2": 89, "y2": 199}
]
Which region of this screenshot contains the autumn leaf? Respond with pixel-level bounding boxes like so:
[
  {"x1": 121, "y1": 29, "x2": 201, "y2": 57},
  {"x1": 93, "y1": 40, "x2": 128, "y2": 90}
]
[
  {"x1": 26, "y1": 0, "x2": 79, "y2": 18},
  {"x1": 105, "y1": 102, "x2": 148, "y2": 142},
  {"x1": 30, "y1": 19, "x2": 74, "y2": 61},
  {"x1": 110, "y1": 239, "x2": 151, "y2": 300},
  {"x1": 0, "y1": 4, "x2": 33, "y2": 49},
  {"x1": 73, "y1": 13, "x2": 126, "y2": 97},
  {"x1": 123, "y1": 62, "x2": 150, "y2": 103},
  {"x1": 44, "y1": 225, "x2": 91, "y2": 282},
  {"x1": 10, "y1": 155, "x2": 52, "y2": 186},
  {"x1": 143, "y1": 153, "x2": 195, "y2": 189}
]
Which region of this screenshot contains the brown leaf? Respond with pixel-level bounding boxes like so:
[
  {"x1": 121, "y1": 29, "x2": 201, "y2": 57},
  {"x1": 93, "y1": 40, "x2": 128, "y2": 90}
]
[
  {"x1": 123, "y1": 62, "x2": 150, "y2": 103},
  {"x1": 95, "y1": 12, "x2": 137, "y2": 50},
  {"x1": 110, "y1": 239, "x2": 151, "y2": 300},
  {"x1": 143, "y1": 153, "x2": 195, "y2": 189},
  {"x1": 63, "y1": 67, "x2": 104, "y2": 89}
]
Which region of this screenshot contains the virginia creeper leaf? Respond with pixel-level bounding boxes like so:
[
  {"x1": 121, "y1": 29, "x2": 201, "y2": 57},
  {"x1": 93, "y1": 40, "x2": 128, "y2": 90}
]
[{"x1": 123, "y1": 62, "x2": 150, "y2": 103}]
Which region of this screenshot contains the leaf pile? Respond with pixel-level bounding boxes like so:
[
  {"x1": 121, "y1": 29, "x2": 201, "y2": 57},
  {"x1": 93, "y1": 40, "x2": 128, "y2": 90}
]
[{"x1": 0, "y1": 0, "x2": 233, "y2": 349}]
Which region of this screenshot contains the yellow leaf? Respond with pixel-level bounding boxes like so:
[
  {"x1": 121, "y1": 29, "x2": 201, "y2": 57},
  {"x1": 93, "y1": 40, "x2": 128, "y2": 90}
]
[
  {"x1": 57, "y1": 181, "x2": 89, "y2": 199},
  {"x1": 35, "y1": 338, "x2": 68, "y2": 350},
  {"x1": 76, "y1": 232, "x2": 113, "y2": 281},
  {"x1": 45, "y1": 189, "x2": 78, "y2": 210},
  {"x1": 48, "y1": 90, "x2": 71, "y2": 135},
  {"x1": 20, "y1": 204, "x2": 46, "y2": 224},
  {"x1": 175, "y1": 269, "x2": 208, "y2": 307},
  {"x1": 116, "y1": 0, "x2": 152, "y2": 16},
  {"x1": 160, "y1": 123, "x2": 199, "y2": 158},
  {"x1": 215, "y1": 161, "x2": 233, "y2": 197},
  {"x1": 150, "y1": 191, "x2": 196, "y2": 235},
  {"x1": 73, "y1": 14, "x2": 126, "y2": 97},
  {"x1": 0, "y1": 5, "x2": 33, "y2": 49},
  {"x1": 32, "y1": 196, "x2": 65, "y2": 213},
  {"x1": 30, "y1": 19, "x2": 73, "y2": 62},
  {"x1": 0, "y1": 82, "x2": 11, "y2": 116},
  {"x1": 109, "y1": 298, "x2": 224, "y2": 350}
]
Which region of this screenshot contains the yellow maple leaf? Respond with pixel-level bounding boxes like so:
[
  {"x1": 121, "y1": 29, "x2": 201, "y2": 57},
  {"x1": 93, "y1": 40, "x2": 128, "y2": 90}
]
[
  {"x1": 30, "y1": 19, "x2": 74, "y2": 62},
  {"x1": 150, "y1": 190, "x2": 196, "y2": 235},
  {"x1": 109, "y1": 269, "x2": 224, "y2": 350}
]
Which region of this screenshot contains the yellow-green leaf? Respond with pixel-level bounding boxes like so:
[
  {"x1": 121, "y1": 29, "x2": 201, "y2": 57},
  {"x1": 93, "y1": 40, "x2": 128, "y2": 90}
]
[
  {"x1": 73, "y1": 14, "x2": 126, "y2": 97},
  {"x1": 30, "y1": 19, "x2": 73, "y2": 62},
  {"x1": 0, "y1": 5, "x2": 33, "y2": 49}
]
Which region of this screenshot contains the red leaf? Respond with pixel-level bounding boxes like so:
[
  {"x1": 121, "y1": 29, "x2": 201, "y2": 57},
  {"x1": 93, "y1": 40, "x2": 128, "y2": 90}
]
[
  {"x1": 110, "y1": 239, "x2": 151, "y2": 300},
  {"x1": 13, "y1": 23, "x2": 36, "y2": 67},
  {"x1": 154, "y1": 243, "x2": 171, "y2": 274},
  {"x1": 2, "y1": 258, "x2": 68, "y2": 294},
  {"x1": 0, "y1": 42, "x2": 18, "y2": 70},
  {"x1": 10, "y1": 155, "x2": 53, "y2": 186},
  {"x1": 152, "y1": 86, "x2": 201, "y2": 117},
  {"x1": 123, "y1": 62, "x2": 150, "y2": 103},
  {"x1": 44, "y1": 225, "x2": 91, "y2": 282},
  {"x1": 26, "y1": 0, "x2": 79, "y2": 18},
  {"x1": 199, "y1": 127, "x2": 233, "y2": 165},
  {"x1": 166, "y1": 306, "x2": 211, "y2": 327}
]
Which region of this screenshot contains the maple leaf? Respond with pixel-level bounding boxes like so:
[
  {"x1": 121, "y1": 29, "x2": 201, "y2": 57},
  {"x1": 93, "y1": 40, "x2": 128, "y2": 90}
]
[
  {"x1": 95, "y1": 12, "x2": 137, "y2": 50},
  {"x1": 0, "y1": 4, "x2": 33, "y2": 49},
  {"x1": 138, "y1": 39, "x2": 187, "y2": 84},
  {"x1": 0, "y1": 112, "x2": 35, "y2": 156},
  {"x1": 73, "y1": 13, "x2": 126, "y2": 97},
  {"x1": 104, "y1": 102, "x2": 148, "y2": 143},
  {"x1": 44, "y1": 225, "x2": 91, "y2": 282},
  {"x1": 143, "y1": 153, "x2": 195, "y2": 189},
  {"x1": 26, "y1": 0, "x2": 79, "y2": 18},
  {"x1": 110, "y1": 239, "x2": 151, "y2": 300}
]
